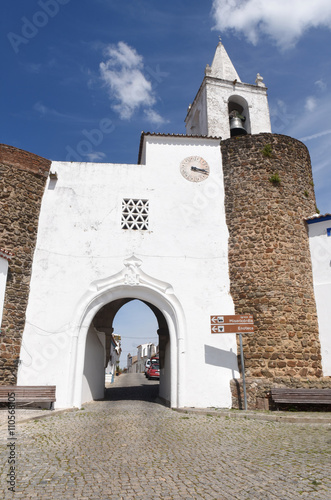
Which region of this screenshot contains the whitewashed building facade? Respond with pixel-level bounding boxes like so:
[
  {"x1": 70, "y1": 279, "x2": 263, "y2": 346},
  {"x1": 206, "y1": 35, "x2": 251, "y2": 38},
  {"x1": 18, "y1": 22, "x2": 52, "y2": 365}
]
[{"x1": 13, "y1": 42, "x2": 330, "y2": 410}]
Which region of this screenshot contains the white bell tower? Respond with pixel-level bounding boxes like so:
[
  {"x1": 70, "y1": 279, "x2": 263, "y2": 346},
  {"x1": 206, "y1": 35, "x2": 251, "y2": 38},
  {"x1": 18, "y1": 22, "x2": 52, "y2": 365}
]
[{"x1": 185, "y1": 40, "x2": 272, "y2": 139}]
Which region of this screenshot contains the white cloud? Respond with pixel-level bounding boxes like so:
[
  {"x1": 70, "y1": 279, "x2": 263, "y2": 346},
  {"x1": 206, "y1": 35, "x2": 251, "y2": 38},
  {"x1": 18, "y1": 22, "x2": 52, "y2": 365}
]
[
  {"x1": 25, "y1": 63, "x2": 42, "y2": 74},
  {"x1": 34, "y1": 101, "x2": 68, "y2": 119},
  {"x1": 305, "y1": 96, "x2": 318, "y2": 112},
  {"x1": 100, "y1": 41, "x2": 165, "y2": 122},
  {"x1": 33, "y1": 101, "x2": 95, "y2": 123},
  {"x1": 300, "y1": 129, "x2": 331, "y2": 142},
  {"x1": 144, "y1": 109, "x2": 168, "y2": 127},
  {"x1": 212, "y1": 0, "x2": 331, "y2": 49},
  {"x1": 315, "y1": 79, "x2": 327, "y2": 91},
  {"x1": 34, "y1": 101, "x2": 49, "y2": 115},
  {"x1": 269, "y1": 99, "x2": 295, "y2": 132},
  {"x1": 85, "y1": 152, "x2": 106, "y2": 161}
]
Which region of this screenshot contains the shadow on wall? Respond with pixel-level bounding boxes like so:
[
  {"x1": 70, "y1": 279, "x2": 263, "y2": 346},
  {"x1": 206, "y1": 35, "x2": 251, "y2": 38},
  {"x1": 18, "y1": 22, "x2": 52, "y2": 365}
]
[{"x1": 204, "y1": 345, "x2": 237, "y2": 378}]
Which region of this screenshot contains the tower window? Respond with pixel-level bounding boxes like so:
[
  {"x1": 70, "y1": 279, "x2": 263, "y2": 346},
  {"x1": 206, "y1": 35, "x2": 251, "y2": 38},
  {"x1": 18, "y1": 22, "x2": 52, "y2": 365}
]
[{"x1": 121, "y1": 199, "x2": 149, "y2": 230}]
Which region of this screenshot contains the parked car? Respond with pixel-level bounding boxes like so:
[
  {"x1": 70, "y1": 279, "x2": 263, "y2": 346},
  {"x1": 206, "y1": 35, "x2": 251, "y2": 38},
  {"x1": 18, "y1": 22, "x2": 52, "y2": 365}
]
[
  {"x1": 144, "y1": 359, "x2": 151, "y2": 377},
  {"x1": 147, "y1": 362, "x2": 160, "y2": 380},
  {"x1": 150, "y1": 355, "x2": 159, "y2": 365}
]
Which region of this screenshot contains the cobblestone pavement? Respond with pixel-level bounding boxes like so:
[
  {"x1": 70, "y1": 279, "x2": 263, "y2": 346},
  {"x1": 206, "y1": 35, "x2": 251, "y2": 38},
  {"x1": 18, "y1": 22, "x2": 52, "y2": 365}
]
[{"x1": 0, "y1": 373, "x2": 330, "y2": 499}]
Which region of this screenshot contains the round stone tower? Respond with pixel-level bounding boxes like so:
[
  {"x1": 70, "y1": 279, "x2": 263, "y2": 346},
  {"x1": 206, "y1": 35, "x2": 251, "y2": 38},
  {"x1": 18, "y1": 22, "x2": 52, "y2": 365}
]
[
  {"x1": 222, "y1": 133, "x2": 331, "y2": 408},
  {"x1": 222, "y1": 133, "x2": 322, "y2": 370},
  {"x1": 0, "y1": 144, "x2": 50, "y2": 383}
]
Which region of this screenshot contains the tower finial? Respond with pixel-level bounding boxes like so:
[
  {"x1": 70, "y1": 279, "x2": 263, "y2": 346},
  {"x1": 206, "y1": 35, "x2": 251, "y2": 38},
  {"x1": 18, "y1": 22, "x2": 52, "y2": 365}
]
[
  {"x1": 255, "y1": 73, "x2": 265, "y2": 87},
  {"x1": 218, "y1": 35, "x2": 222, "y2": 43}
]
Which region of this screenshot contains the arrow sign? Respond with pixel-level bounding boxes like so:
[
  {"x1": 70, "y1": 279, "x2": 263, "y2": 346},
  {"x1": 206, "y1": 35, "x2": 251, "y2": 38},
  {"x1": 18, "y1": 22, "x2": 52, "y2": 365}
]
[
  {"x1": 210, "y1": 314, "x2": 254, "y2": 334},
  {"x1": 211, "y1": 316, "x2": 221, "y2": 324},
  {"x1": 211, "y1": 325, "x2": 225, "y2": 333},
  {"x1": 211, "y1": 314, "x2": 253, "y2": 325},
  {"x1": 210, "y1": 315, "x2": 254, "y2": 411}
]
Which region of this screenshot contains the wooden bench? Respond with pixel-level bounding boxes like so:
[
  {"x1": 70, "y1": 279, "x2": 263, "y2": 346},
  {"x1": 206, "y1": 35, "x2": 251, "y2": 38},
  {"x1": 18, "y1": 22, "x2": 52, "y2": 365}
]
[
  {"x1": 0, "y1": 386, "x2": 56, "y2": 410},
  {"x1": 271, "y1": 388, "x2": 331, "y2": 407}
]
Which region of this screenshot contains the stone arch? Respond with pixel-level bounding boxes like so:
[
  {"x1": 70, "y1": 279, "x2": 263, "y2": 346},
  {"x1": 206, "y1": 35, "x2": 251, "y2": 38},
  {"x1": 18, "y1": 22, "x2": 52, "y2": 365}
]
[
  {"x1": 228, "y1": 95, "x2": 251, "y2": 136},
  {"x1": 67, "y1": 256, "x2": 186, "y2": 409}
]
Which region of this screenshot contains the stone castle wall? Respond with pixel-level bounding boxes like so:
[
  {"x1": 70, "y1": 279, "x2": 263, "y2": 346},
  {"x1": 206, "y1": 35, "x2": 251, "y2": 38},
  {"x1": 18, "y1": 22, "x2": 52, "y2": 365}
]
[
  {"x1": 222, "y1": 133, "x2": 323, "y2": 383},
  {"x1": 0, "y1": 144, "x2": 50, "y2": 383}
]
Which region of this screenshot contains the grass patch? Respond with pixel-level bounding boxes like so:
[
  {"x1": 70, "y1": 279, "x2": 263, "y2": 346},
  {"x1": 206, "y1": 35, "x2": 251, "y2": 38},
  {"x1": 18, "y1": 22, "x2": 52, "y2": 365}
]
[
  {"x1": 269, "y1": 172, "x2": 281, "y2": 185},
  {"x1": 262, "y1": 144, "x2": 273, "y2": 157}
]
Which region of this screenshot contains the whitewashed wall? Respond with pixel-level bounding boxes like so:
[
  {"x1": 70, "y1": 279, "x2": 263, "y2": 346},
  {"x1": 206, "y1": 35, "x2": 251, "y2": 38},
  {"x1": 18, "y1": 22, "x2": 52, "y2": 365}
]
[
  {"x1": 160, "y1": 339, "x2": 171, "y2": 404},
  {"x1": 82, "y1": 326, "x2": 105, "y2": 403},
  {"x1": 0, "y1": 258, "x2": 8, "y2": 328},
  {"x1": 308, "y1": 217, "x2": 331, "y2": 375},
  {"x1": 17, "y1": 134, "x2": 239, "y2": 408},
  {"x1": 186, "y1": 79, "x2": 271, "y2": 139}
]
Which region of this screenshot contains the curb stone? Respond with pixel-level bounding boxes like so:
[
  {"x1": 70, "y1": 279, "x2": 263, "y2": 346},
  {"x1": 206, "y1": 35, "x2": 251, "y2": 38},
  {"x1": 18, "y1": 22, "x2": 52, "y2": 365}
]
[
  {"x1": 0, "y1": 407, "x2": 79, "y2": 427},
  {"x1": 174, "y1": 407, "x2": 331, "y2": 424}
]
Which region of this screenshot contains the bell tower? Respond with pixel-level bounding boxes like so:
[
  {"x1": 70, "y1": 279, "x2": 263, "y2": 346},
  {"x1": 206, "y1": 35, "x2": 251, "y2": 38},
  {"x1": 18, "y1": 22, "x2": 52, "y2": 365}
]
[{"x1": 185, "y1": 40, "x2": 272, "y2": 139}]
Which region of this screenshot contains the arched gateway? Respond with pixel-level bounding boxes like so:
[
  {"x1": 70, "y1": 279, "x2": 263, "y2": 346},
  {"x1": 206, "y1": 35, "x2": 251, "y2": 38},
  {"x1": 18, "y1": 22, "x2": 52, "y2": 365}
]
[
  {"x1": 14, "y1": 130, "x2": 239, "y2": 410},
  {"x1": 69, "y1": 256, "x2": 185, "y2": 409}
]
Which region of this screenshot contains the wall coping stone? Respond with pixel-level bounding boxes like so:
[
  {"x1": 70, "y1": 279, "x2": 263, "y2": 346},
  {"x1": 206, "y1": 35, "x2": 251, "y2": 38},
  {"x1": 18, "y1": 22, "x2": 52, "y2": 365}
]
[{"x1": 0, "y1": 144, "x2": 51, "y2": 177}]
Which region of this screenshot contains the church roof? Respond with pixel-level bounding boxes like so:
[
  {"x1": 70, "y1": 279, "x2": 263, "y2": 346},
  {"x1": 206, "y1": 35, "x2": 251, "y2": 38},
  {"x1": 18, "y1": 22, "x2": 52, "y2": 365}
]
[
  {"x1": 208, "y1": 41, "x2": 241, "y2": 82},
  {"x1": 138, "y1": 132, "x2": 221, "y2": 164}
]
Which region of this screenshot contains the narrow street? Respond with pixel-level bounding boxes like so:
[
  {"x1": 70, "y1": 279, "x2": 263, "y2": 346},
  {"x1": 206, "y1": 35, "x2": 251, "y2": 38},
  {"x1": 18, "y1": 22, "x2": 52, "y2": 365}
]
[
  {"x1": 0, "y1": 373, "x2": 330, "y2": 499},
  {"x1": 105, "y1": 372, "x2": 160, "y2": 402}
]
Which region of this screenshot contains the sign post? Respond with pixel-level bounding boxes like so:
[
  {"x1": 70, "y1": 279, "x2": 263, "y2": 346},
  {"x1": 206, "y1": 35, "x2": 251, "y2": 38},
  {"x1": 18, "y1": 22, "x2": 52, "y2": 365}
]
[
  {"x1": 210, "y1": 314, "x2": 254, "y2": 410},
  {"x1": 239, "y1": 332, "x2": 247, "y2": 410}
]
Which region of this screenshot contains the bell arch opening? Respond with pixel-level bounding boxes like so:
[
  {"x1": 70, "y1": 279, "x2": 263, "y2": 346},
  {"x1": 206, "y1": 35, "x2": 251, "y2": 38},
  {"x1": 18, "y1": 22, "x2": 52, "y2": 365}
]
[
  {"x1": 228, "y1": 95, "x2": 251, "y2": 137},
  {"x1": 81, "y1": 298, "x2": 171, "y2": 406}
]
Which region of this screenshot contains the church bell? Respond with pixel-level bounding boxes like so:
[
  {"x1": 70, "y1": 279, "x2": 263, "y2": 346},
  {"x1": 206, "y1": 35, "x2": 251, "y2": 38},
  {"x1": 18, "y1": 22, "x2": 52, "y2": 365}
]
[{"x1": 229, "y1": 115, "x2": 247, "y2": 137}]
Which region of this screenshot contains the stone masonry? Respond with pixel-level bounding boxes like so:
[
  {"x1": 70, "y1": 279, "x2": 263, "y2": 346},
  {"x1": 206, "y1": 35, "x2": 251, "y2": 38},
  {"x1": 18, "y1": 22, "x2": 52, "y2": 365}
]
[
  {"x1": 0, "y1": 144, "x2": 50, "y2": 384},
  {"x1": 221, "y1": 133, "x2": 330, "y2": 407}
]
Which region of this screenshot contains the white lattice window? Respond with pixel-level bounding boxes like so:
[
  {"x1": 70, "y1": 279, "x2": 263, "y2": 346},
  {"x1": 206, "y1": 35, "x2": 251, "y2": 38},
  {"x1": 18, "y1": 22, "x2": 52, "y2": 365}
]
[{"x1": 121, "y1": 199, "x2": 149, "y2": 230}]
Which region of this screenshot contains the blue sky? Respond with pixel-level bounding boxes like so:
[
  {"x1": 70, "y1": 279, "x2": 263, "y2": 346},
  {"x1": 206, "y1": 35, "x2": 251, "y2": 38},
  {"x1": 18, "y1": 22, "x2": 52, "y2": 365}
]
[
  {"x1": 113, "y1": 300, "x2": 158, "y2": 367},
  {"x1": 3, "y1": 1, "x2": 331, "y2": 367}
]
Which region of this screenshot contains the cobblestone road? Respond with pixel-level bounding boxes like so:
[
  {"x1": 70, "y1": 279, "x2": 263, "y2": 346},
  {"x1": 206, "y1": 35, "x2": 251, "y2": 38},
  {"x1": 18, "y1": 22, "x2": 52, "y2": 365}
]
[{"x1": 0, "y1": 373, "x2": 330, "y2": 499}]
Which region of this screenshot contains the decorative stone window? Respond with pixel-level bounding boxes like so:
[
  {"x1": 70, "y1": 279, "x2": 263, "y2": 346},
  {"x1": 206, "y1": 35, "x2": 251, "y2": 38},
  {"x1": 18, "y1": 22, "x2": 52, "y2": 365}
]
[{"x1": 121, "y1": 199, "x2": 149, "y2": 230}]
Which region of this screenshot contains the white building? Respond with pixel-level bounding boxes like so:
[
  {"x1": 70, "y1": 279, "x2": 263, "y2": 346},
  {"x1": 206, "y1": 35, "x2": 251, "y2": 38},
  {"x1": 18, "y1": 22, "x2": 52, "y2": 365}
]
[
  {"x1": 307, "y1": 214, "x2": 331, "y2": 376},
  {"x1": 105, "y1": 334, "x2": 121, "y2": 383},
  {"x1": 136, "y1": 343, "x2": 158, "y2": 373},
  {"x1": 0, "y1": 249, "x2": 13, "y2": 328},
  {"x1": 17, "y1": 130, "x2": 238, "y2": 408},
  {"x1": 127, "y1": 354, "x2": 138, "y2": 374}
]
